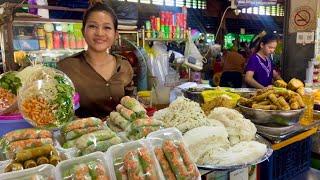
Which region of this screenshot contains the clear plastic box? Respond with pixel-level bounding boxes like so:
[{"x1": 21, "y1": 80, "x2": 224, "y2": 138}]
[
  {"x1": 0, "y1": 164, "x2": 55, "y2": 180},
  {"x1": 55, "y1": 151, "x2": 110, "y2": 180},
  {"x1": 147, "y1": 128, "x2": 201, "y2": 180},
  {"x1": 106, "y1": 139, "x2": 165, "y2": 180}
]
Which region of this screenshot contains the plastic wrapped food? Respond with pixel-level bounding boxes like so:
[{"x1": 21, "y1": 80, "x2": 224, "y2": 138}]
[
  {"x1": 61, "y1": 117, "x2": 103, "y2": 134},
  {"x1": 18, "y1": 78, "x2": 75, "y2": 129},
  {"x1": 125, "y1": 118, "x2": 163, "y2": 140},
  {"x1": 15, "y1": 144, "x2": 58, "y2": 162},
  {"x1": 75, "y1": 129, "x2": 117, "y2": 150},
  {"x1": 56, "y1": 151, "x2": 110, "y2": 180},
  {"x1": 109, "y1": 111, "x2": 130, "y2": 131},
  {"x1": 3, "y1": 129, "x2": 52, "y2": 144},
  {"x1": 116, "y1": 104, "x2": 137, "y2": 121},
  {"x1": 0, "y1": 164, "x2": 55, "y2": 180},
  {"x1": 0, "y1": 87, "x2": 17, "y2": 115},
  {"x1": 106, "y1": 139, "x2": 163, "y2": 180},
  {"x1": 81, "y1": 136, "x2": 122, "y2": 155},
  {"x1": 147, "y1": 128, "x2": 200, "y2": 180}
]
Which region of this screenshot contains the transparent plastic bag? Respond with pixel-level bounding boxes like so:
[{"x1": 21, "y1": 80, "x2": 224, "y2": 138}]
[
  {"x1": 147, "y1": 128, "x2": 201, "y2": 180},
  {"x1": 106, "y1": 139, "x2": 164, "y2": 180},
  {"x1": 56, "y1": 151, "x2": 110, "y2": 180},
  {"x1": 125, "y1": 117, "x2": 163, "y2": 140},
  {"x1": 0, "y1": 164, "x2": 55, "y2": 180},
  {"x1": 18, "y1": 79, "x2": 74, "y2": 129}
]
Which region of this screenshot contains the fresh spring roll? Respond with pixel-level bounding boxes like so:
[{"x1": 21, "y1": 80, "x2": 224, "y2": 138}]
[
  {"x1": 24, "y1": 159, "x2": 37, "y2": 169},
  {"x1": 129, "y1": 126, "x2": 161, "y2": 140},
  {"x1": 15, "y1": 144, "x2": 55, "y2": 162},
  {"x1": 124, "y1": 150, "x2": 145, "y2": 180},
  {"x1": 73, "y1": 164, "x2": 91, "y2": 180},
  {"x1": 110, "y1": 111, "x2": 131, "y2": 130},
  {"x1": 62, "y1": 117, "x2": 103, "y2": 134},
  {"x1": 7, "y1": 138, "x2": 53, "y2": 155},
  {"x1": 114, "y1": 158, "x2": 128, "y2": 180},
  {"x1": 63, "y1": 138, "x2": 78, "y2": 149},
  {"x1": 4, "y1": 129, "x2": 52, "y2": 144},
  {"x1": 120, "y1": 96, "x2": 146, "y2": 117},
  {"x1": 154, "y1": 148, "x2": 176, "y2": 180},
  {"x1": 49, "y1": 155, "x2": 60, "y2": 166},
  {"x1": 81, "y1": 136, "x2": 122, "y2": 155},
  {"x1": 107, "y1": 121, "x2": 123, "y2": 133},
  {"x1": 5, "y1": 163, "x2": 24, "y2": 172},
  {"x1": 131, "y1": 118, "x2": 163, "y2": 129},
  {"x1": 163, "y1": 140, "x2": 190, "y2": 179},
  {"x1": 137, "y1": 147, "x2": 157, "y2": 180},
  {"x1": 177, "y1": 142, "x2": 200, "y2": 178},
  {"x1": 65, "y1": 126, "x2": 106, "y2": 141},
  {"x1": 116, "y1": 105, "x2": 137, "y2": 121},
  {"x1": 88, "y1": 160, "x2": 109, "y2": 180},
  {"x1": 75, "y1": 129, "x2": 116, "y2": 150},
  {"x1": 37, "y1": 156, "x2": 49, "y2": 165}
]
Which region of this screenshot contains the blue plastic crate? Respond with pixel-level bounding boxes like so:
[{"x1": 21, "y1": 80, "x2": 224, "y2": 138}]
[{"x1": 260, "y1": 136, "x2": 312, "y2": 180}]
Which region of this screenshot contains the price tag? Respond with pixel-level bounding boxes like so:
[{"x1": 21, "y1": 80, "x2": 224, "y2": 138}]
[{"x1": 230, "y1": 168, "x2": 248, "y2": 180}]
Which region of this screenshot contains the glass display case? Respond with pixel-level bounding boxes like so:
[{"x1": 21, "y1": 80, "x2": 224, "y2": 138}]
[{"x1": 0, "y1": 3, "x2": 140, "y2": 72}]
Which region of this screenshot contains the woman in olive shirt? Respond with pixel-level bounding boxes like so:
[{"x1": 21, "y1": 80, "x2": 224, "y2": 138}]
[{"x1": 58, "y1": 3, "x2": 133, "y2": 118}]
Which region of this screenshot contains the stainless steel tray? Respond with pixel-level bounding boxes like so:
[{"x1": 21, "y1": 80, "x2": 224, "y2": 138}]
[
  {"x1": 255, "y1": 124, "x2": 301, "y2": 136},
  {"x1": 197, "y1": 134, "x2": 273, "y2": 170}
]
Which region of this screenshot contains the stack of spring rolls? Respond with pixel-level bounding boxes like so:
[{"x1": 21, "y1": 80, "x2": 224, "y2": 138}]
[
  {"x1": 1, "y1": 128, "x2": 60, "y2": 172},
  {"x1": 108, "y1": 96, "x2": 163, "y2": 140},
  {"x1": 63, "y1": 160, "x2": 109, "y2": 180},
  {"x1": 62, "y1": 117, "x2": 122, "y2": 155},
  {"x1": 154, "y1": 140, "x2": 200, "y2": 180},
  {"x1": 113, "y1": 146, "x2": 158, "y2": 180}
]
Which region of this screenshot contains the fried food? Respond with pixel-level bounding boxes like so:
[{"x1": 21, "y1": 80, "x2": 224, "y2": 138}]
[
  {"x1": 274, "y1": 79, "x2": 287, "y2": 88},
  {"x1": 287, "y1": 78, "x2": 304, "y2": 91}
]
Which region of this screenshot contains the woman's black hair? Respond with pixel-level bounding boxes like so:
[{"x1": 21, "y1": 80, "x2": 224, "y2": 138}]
[
  {"x1": 255, "y1": 33, "x2": 278, "y2": 52},
  {"x1": 82, "y1": 3, "x2": 118, "y2": 31}
]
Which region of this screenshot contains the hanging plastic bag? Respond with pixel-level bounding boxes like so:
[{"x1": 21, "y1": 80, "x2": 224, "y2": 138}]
[{"x1": 184, "y1": 32, "x2": 204, "y2": 71}]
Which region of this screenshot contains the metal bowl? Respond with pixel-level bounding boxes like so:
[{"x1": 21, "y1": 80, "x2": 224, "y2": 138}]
[
  {"x1": 230, "y1": 88, "x2": 256, "y2": 98},
  {"x1": 237, "y1": 104, "x2": 305, "y2": 126}
]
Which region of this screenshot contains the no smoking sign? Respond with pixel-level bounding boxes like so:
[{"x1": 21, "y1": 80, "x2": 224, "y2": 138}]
[{"x1": 290, "y1": 6, "x2": 316, "y2": 32}]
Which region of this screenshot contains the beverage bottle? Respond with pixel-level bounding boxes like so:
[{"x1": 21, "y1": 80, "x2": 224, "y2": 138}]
[{"x1": 300, "y1": 87, "x2": 314, "y2": 126}]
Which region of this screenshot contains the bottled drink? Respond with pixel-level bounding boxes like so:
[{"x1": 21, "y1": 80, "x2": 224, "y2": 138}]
[{"x1": 300, "y1": 87, "x2": 314, "y2": 126}]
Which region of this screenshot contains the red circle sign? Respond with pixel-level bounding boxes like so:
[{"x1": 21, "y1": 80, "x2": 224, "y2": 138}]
[{"x1": 294, "y1": 10, "x2": 311, "y2": 27}]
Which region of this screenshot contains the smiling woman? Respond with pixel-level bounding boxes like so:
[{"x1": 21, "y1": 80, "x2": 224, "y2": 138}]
[{"x1": 57, "y1": 3, "x2": 134, "y2": 118}]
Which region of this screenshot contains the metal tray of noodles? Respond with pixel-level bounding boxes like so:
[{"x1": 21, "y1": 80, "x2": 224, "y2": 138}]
[{"x1": 197, "y1": 134, "x2": 273, "y2": 171}]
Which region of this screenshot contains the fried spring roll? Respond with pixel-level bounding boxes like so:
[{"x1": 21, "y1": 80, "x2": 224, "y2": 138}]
[
  {"x1": 290, "y1": 101, "x2": 300, "y2": 110},
  {"x1": 24, "y1": 159, "x2": 37, "y2": 169},
  {"x1": 49, "y1": 155, "x2": 60, "y2": 166},
  {"x1": 62, "y1": 117, "x2": 103, "y2": 134},
  {"x1": 15, "y1": 144, "x2": 55, "y2": 162},
  {"x1": 294, "y1": 94, "x2": 305, "y2": 108},
  {"x1": 138, "y1": 147, "x2": 157, "y2": 180},
  {"x1": 277, "y1": 96, "x2": 290, "y2": 110},
  {"x1": 268, "y1": 93, "x2": 280, "y2": 107},
  {"x1": 154, "y1": 148, "x2": 176, "y2": 180},
  {"x1": 37, "y1": 156, "x2": 49, "y2": 165},
  {"x1": 4, "y1": 129, "x2": 52, "y2": 144},
  {"x1": 253, "y1": 90, "x2": 274, "y2": 101},
  {"x1": 5, "y1": 163, "x2": 24, "y2": 172},
  {"x1": 257, "y1": 100, "x2": 270, "y2": 106},
  {"x1": 297, "y1": 87, "x2": 305, "y2": 96},
  {"x1": 252, "y1": 104, "x2": 277, "y2": 110}
]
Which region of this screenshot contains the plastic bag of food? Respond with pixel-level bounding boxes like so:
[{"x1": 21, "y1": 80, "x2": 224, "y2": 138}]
[
  {"x1": 106, "y1": 139, "x2": 164, "y2": 180},
  {"x1": 147, "y1": 128, "x2": 201, "y2": 180},
  {"x1": 56, "y1": 151, "x2": 110, "y2": 180},
  {"x1": 18, "y1": 79, "x2": 74, "y2": 129},
  {"x1": 1, "y1": 128, "x2": 53, "y2": 159},
  {"x1": 0, "y1": 164, "x2": 55, "y2": 180}
]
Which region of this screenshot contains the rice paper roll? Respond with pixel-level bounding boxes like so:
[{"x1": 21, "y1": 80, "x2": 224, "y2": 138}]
[
  {"x1": 75, "y1": 129, "x2": 116, "y2": 150},
  {"x1": 110, "y1": 111, "x2": 130, "y2": 130},
  {"x1": 81, "y1": 136, "x2": 122, "y2": 155},
  {"x1": 120, "y1": 96, "x2": 146, "y2": 117},
  {"x1": 62, "y1": 117, "x2": 103, "y2": 134},
  {"x1": 116, "y1": 104, "x2": 137, "y2": 121},
  {"x1": 65, "y1": 126, "x2": 105, "y2": 141}
]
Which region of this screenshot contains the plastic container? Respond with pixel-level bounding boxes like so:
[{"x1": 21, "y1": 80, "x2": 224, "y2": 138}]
[
  {"x1": 0, "y1": 164, "x2": 55, "y2": 180},
  {"x1": 259, "y1": 136, "x2": 312, "y2": 180},
  {"x1": 106, "y1": 139, "x2": 165, "y2": 180},
  {"x1": 147, "y1": 128, "x2": 201, "y2": 179},
  {"x1": 0, "y1": 114, "x2": 32, "y2": 137},
  {"x1": 56, "y1": 151, "x2": 110, "y2": 180}
]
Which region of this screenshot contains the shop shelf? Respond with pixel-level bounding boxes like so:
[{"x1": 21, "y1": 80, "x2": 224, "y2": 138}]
[{"x1": 259, "y1": 136, "x2": 312, "y2": 180}]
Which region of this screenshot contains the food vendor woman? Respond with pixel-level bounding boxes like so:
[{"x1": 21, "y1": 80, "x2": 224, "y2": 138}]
[
  {"x1": 58, "y1": 3, "x2": 133, "y2": 118},
  {"x1": 245, "y1": 34, "x2": 282, "y2": 89}
]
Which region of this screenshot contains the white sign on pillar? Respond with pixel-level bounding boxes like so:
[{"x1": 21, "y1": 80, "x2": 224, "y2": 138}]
[{"x1": 289, "y1": 0, "x2": 317, "y2": 33}]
